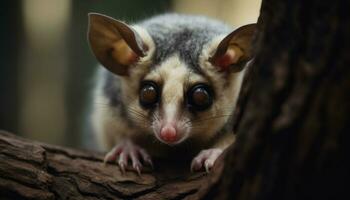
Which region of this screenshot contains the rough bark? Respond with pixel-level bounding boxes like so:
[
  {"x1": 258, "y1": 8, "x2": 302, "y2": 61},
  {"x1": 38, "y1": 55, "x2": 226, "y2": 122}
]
[
  {"x1": 199, "y1": 0, "x2": 350, "y2": 199},
  {"x1": 0, "y1": 130, "x2": 209, "y2": 200}
]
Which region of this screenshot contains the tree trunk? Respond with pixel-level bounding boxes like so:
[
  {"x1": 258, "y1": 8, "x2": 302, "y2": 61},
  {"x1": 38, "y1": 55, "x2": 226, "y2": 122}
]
[
  {"x1": 1, "y1": 0, "x2": 349, "y2": 199},
  {"x1": 199, "y1": 0, "x2": 350, "y2": 199}
]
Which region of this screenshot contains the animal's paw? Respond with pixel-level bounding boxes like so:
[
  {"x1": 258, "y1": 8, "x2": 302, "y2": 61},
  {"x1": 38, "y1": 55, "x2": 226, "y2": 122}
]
[
  {"x1": 190, "y1": 148, "x2": 223, "y2": 173},
  {"x1": 104, "y1": 140, "x2": 153, "y2": 175}
]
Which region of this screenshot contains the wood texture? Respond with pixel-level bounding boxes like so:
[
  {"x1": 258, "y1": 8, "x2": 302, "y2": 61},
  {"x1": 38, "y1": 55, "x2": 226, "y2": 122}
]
[
  {"x1": 199, "y1": 0, "x2": 350, "y2": 199},
  {"x1": 0, "y1": 131, "x2": 211, "y2": 200}
]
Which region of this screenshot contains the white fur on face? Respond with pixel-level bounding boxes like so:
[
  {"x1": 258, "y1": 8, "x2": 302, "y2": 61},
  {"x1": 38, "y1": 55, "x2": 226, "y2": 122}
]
[
  {"x1": 145, "y1": 54, "x2": 203, "y2": 144},
  {"x1": 143, "y1": 41, "x2": 246, "y2": 145}
]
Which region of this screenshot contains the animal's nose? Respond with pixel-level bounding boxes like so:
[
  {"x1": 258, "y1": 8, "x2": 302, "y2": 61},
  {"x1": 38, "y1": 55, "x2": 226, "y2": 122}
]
[{"x1": 160, "y1": 124, "x2": 178, "y2": 143}]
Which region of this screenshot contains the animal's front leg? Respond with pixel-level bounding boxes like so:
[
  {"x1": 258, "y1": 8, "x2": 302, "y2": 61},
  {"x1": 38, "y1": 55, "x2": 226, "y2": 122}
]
[
  {"x1": 191, "y1": 133, "x2": 235, "y2": 172},
  {"x1": 104, "y1": 139, "x2": 153, "y2": 175},
  {"x1": 190, "y1": 148, "x2": 223, "y2": 173}
]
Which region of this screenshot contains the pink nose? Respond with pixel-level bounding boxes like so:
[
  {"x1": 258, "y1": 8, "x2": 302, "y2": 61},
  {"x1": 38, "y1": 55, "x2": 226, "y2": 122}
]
[{"x1": 160, "y1": 124, "x2": 177, "y2": 143}]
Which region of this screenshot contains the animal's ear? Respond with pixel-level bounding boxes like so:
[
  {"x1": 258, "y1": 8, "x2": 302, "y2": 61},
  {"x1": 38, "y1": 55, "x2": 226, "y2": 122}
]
[
  {"x1": 88, "y1": 13, "x2": 147, "y2": 76},
  {"x1": 209, "y1": 24, "x2": 257, "y2": 73}
]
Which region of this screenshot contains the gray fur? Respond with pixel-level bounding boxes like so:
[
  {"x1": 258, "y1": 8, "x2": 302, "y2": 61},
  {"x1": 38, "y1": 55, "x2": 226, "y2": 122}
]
[
  {"x1": 139, "y1": 14, "x2": 231, "y2": 71},
  {"x1": 103, "y1": 72, "x2": 122, "y2": 107},
  {"x1": 102, "y1": 70, "x2": 137, "y2": 128},
  {"x1": 102, "y1": 14, "x2": 232, "y2": 107}
]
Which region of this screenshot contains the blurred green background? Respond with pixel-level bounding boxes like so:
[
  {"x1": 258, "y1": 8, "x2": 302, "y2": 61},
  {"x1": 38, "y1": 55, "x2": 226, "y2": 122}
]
[{"x1": 0, "y1": 0, "x2": 260, "y2": 149}]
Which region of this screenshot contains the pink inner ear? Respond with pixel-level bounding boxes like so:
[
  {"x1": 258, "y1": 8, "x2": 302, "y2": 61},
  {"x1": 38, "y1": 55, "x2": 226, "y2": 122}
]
[
  {"x1": 127, "y1": 51, "x2": 139, "y2": 64},
  {"x1": 111, "y1": 40, "x2": 141, "y2": 66},
  {"x1": 213, "y1": 49, "x2": 238, "y2": 71},
  {"x1": 127, "y1": 44, "x2": 148, "y2": 64}
]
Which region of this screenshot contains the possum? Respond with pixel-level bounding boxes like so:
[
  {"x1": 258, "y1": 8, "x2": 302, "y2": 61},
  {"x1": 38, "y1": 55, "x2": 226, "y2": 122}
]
[{"x1": 88, "y1": 13, "x2": 256, "y2": 174}]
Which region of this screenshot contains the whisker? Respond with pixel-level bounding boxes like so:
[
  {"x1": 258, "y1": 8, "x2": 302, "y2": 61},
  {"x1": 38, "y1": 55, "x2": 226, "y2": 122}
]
[
  {"x1": 127, "y1": 106, "x2": 148, "y2": 118},
  {"x1": 185, "y1": 114, "x2": 233, "y2": 125},
  {"x1": 152, "y1": 111, "x2": 161, "y2": 121},
  {"x1": 128, "y1": 109, "x2": 147, "y2": 119}
]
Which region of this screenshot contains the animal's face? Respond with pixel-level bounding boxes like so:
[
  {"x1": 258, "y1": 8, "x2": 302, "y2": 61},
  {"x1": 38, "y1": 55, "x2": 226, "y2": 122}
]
[
  {"x1": 123, "y1": 51, "x2": 245, "y2": 146},
  {"x1": 88, "y1": 13, "x2": 255, "y2": 145}
]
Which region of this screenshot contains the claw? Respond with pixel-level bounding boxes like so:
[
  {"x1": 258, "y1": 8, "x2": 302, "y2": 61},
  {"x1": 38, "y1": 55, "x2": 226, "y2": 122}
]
[
  {"x1": 104, "y1": 140, "x2": 154, "y2": 175},
  {"x1": 103, "y1": 156, "x2": 108, "y2": 165},
  {"x1": 135, "y1": 165, "x2": 141, "y2": 176},
  {"x1": 204, "y1": 161, "x2": 212, "y2": 173},
  {"x1": 119, "y1": 162, "x2": 126, "y2": 174},
  {"x1": 103, "y1": 152, "x2": 113, "y2": 164},
  {"x1": 103, "y1": 146, "x2": 121, "y2": 164},
  {"x1": 191, "y1": 148, "x2": 223, "y2": 173},
  {"x1": 190, "y1": 156, "x2": 203, "y2": 172},
  {"x1": 132, "y1": 160, "x2": 143, "y2": 176}
]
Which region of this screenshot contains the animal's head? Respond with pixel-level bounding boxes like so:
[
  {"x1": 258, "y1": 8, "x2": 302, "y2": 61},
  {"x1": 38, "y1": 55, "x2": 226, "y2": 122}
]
[{"x1": 88, "y1": 13, "x2": 256, "y2": 146}]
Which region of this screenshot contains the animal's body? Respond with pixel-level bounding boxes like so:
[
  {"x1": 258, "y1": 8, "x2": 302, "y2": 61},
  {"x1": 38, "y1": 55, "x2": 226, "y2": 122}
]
[{"x1": 88, "y1": 13, "x2": 256, "y2": 173}]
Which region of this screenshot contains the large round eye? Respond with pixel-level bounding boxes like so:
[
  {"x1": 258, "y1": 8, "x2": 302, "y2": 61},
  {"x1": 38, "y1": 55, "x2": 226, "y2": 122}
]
[
  {"x1": 187, "y1": 84, "x2": 213, "y2": 111},
  {"x1": 139, "y1": 81, "x2": 159, "y2": 108}
]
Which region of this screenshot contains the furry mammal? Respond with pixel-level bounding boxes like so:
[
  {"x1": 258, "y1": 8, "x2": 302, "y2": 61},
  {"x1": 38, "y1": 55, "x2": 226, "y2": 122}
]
[{"x1": 88, "y1": 13, "x2": 256, "y2": 174}]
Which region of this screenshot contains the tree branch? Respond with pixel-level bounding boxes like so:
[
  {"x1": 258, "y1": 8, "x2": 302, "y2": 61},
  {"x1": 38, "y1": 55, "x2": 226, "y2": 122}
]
[{"x1": 0, "y1": 131, "x2": 214, "y2": 200}]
